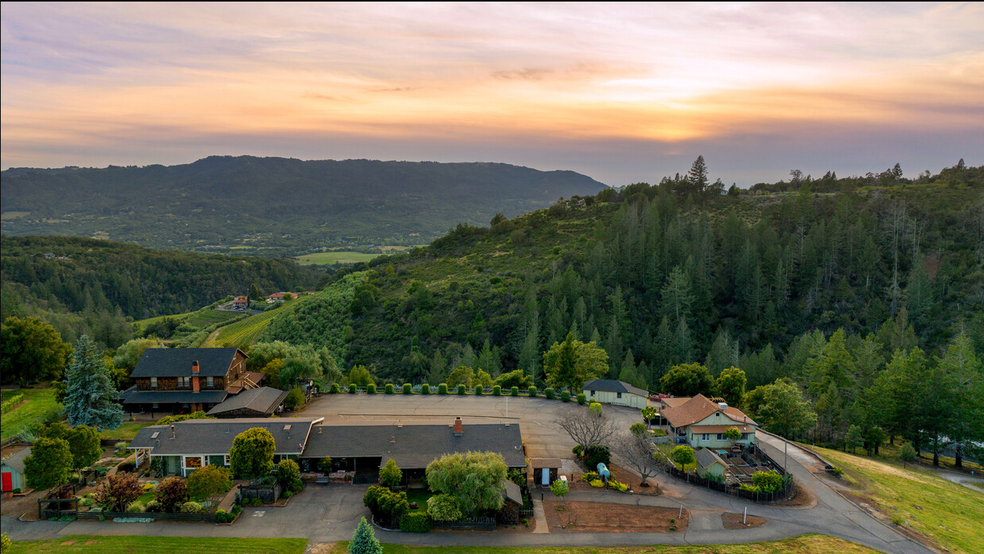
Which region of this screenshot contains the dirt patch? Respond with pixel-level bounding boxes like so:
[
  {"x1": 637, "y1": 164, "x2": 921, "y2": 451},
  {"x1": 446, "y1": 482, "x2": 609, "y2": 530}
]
[
  {"x1": 566, "y1": 463, "x2": 662, "y2": 496},
  {"x1": 772, "y1": 481, "x2": 814, "y2": 508},
  {"x1": 723, "y1": 512, "x2": 766, "y2": 529},
  {"x1": 544, "y1": 501, "x2": 687, "y2": 533},
  {"x1": 0, "y1": 488, "x2": 45, "y2": 518},
  {"x1": 305, "y1": 543, "x2": 338, "y2": 554}
]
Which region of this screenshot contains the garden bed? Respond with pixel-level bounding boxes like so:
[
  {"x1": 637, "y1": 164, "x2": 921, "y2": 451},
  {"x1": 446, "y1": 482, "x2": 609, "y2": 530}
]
[
  {"x1": 543, "y1": 501, "x2": 688, "y2": 532},
  {"x1": 723, "y1": 512, "x2": 767, "y2": 529}
]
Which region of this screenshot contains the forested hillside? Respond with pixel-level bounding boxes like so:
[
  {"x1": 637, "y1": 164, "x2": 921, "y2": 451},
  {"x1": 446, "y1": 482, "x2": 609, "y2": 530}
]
[
  {"x1": 1, "y1": 236, "x2": 320, "y2": 347},
  {"x1": 0, "y1": 156, "x2": 605, "y2": 254}
]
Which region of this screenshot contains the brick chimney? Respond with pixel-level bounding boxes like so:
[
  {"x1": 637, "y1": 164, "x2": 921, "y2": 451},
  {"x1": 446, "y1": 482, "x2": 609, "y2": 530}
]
[
  {"x1": 192, "y1": 360, "x2": 200, "y2": 393},
  {"x1": 454, "y1": 416, "x2": 463, "y2": 437}
]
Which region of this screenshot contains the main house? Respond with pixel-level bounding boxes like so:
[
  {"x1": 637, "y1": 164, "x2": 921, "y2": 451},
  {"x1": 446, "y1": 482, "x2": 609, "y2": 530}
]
[
  {"x1": 128, "y1": 416, "x2": 525, "y2": 481},
  {"x1": 660, "y1": 394, "x2": 757, "y2": 449},
  {"x1": 120, "y1": 348, "x2": 265, "y2": 415}
]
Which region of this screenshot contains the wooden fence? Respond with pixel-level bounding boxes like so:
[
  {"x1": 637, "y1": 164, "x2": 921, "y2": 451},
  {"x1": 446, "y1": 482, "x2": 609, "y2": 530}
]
[
  {"x1": 432, "y1": 516, "x2": 496, "y2": 531},
  {"x1": 659, "y1": 444, "x2": 794, "y2": 503},
  {"x1": 75, "y1": 510, "x2": 210, "y2": 522}
]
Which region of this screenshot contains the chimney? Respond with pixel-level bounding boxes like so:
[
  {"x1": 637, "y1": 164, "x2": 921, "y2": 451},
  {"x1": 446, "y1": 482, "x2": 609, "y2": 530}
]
[
  {"x1": 192, "y1": 360, "x2": 200, "y2": 393},
  {"x1": 454, "y1": 416, "x2": 463, "y2": 437},
  {"x1": 170, "y1": 424, "x2": 176, "y2": 440}
]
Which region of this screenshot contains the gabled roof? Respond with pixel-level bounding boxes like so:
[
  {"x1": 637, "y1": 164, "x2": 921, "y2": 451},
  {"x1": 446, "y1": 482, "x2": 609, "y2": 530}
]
[
  {"x1": 1, "y1": 447, "x2": 31, "y2": 473},
  {"x1": 206, "y1": 387, "x2": 288, "y2": 416},
  {"x1": 502, "y1": 480, "x2": 523, "y2": 505},
  {"x1": 581, "y1": 379, "x2": 648, "y2": 398},
  {"x1": 120, "y1": 387, "x2": 228, "y2": 405},
  {"x1": 695, "y1": 448, "x2": 727, "y2": 470},
  {"x1": 302, "y1": 422, "x2": 526, "y2": 469},
  {"x1": 131, "y1": 348, "x2": 244, "y2": 378},
  {"x1": 128, "y1": 417, "x2": 322, "y2": 456},
  {"x1": 661, "y1": 394, "x2": 757, "y2": 428}
]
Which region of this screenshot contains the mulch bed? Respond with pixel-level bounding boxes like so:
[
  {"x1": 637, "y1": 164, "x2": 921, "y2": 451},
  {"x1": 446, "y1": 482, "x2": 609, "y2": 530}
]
[
  {"x1": 722, "y1": 512, "x2": 766, "y2": 529},
  {"x1": 543, "y1": 500, "x2": 687, "y2": 533}
]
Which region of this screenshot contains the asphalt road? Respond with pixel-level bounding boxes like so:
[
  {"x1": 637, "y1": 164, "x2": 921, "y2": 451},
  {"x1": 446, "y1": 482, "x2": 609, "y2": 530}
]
[{"x1": 0, "y1": 395, "x2": 937, "y2": 553}]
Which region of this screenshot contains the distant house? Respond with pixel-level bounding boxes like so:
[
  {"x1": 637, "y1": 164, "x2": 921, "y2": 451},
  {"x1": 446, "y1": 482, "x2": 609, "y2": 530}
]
[
  {"x1": 206, "y1": 386, "x2": 289, "y2": 418},
  {"x1": 1, "y1": 447, "x2": 30, "y2": 492},
  {"x1": 128, "y1": 417, "x2": 323, "y2": 477},
  {"x1": 231, "y1": 296, "x2": 248, "y2": 310},
  {"x1": 660, "y1": 394, "x2": 757, "y2": 448},
  {"x1": 695, "y1": 448, "x2": 728, "y2": 480},
  {"x1": 300, "y1": 417, "x2": 526, "y2": 483},
  {"x1": 581, "y1": 379, "x2": 649, "y2": 409},
  {"x1": 120, "y1": 348, "x2": 264, "y2": 416}
]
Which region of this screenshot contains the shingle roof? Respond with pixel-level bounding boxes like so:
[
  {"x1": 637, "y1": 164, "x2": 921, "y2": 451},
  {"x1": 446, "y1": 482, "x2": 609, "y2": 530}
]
[
  {"x1": 529, "y1": 458, "x2": 562, "y2": 469},
  {"x1": 120, "y1": 387, "x2": 228, "y2": 405},
  {"x1": 1, "y1": 447, "x2": 31, "y2": 473},
  {"x1": 695, "y1": 448, "x2": 727, "y2": 470},
  {"x1": 661, "y1": 394, "x2": 757, "y2": 429},
  {"x1": 206, "y1": 387, "x2": 288, "y2": 416},
  {"x1": 502, "y1": 480, "x2": 523, "y2": 505},
  {"x1": 131, "y1": 348, "x2": 243, "y2": 378},
  {"x1": 302, "y1": 422, "x2": 526, "y2": 469},
  {"x1": 128, "y1": 417, "x2": 322, "y2": 456},
  {"x1": 581, "y1": 379, "x2": 648, "y2": 398}
]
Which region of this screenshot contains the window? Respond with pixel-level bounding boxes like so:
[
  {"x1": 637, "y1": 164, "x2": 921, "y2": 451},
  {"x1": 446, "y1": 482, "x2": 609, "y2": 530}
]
[
  {"x1": 224, "y1": 455, "x2": 230, "y2": 466},
  {"x1": 702, "y1": 433, "x2": 709, "y2": 441},
  {"x1": 616, "y1": 392, "x2": 622, "y2": 399},
  {"x1": 717, "y1": 433, "x2": 724, "y2": 440},
  {"x1": 590, "y1": 390, "x2": 595, "y2": 397},
  {"x1": 206, "y1": 377, "x2": 214, "y2": 388},
  {"x1": 184, "y1": 456, "x2": 202, "y2": 470},
  {"x1": 150, "y1": 377, "x2": 157, "y2": 388}
]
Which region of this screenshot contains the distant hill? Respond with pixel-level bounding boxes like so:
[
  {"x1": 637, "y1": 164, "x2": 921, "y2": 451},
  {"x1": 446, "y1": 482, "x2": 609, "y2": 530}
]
[{"x1": 0, "y1": 156, "x2": 607, "y2": 254}]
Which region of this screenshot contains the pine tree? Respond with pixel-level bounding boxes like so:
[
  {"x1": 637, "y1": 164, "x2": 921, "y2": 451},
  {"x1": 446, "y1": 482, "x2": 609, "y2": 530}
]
[
  {"x1": 349, "y1": 516, "x2": 383, "y2": 554},
  {"x1": 64, "y1": 335, "x2": 123, "y2": 430},
  {"x1": 687, "y1": 155, "x2": 709, "y2": 194}
]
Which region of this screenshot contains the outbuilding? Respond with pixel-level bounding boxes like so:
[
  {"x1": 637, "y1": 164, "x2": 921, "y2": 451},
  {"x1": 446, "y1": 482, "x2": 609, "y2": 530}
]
[
  {"x1": 695, "y1": 448, "x2": 728, "y2": 481},
  {"x1": 581, "y1": 379, "x2": 649, "y2": 409},
  {"x1": 1, "y1": 447, "x2": 30, "y2": 492}
]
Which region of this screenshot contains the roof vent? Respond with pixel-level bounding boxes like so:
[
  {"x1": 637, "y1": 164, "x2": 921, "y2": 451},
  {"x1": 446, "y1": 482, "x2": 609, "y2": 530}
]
[
  {"x1": 284, "y1": 424, "x2": 292, "y2": 431},
  {"x1": 170, "y1": 424, "x2": 175, "y2": 439}
]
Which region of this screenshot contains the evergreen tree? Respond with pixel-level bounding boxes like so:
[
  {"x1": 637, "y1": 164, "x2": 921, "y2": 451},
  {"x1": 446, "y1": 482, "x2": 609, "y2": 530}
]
[
  {"x1": 349, "y1": 516, "x2": 383, "y2": 554},
  {"x1": 687, "y1": 155, "x2": 709, "y2": 194},
  {"x1": 64, "y1": 335, "x2": 123, "y2": 430}
]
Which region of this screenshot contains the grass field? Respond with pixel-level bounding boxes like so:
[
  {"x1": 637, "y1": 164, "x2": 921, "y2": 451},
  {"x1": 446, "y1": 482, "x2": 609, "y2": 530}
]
[
  {"x1": 1, "y1": 388, "x2": 61, "y2": 441},
  {"x1": 133, "y1": 311, "x2": 195, "y2": 330},
  {"x1": 100, "y1": 420, "x2": 157, "y2": 440},
  {"x1": 6, "y1": 536, "x2": 307, "y2": 554},
  {"x1": 336, "y1": 535, "x2": 880, "y2": 554},
  {"x1": 208, "y1": 308, "x2": 282, "y2": 347},
  {"x1": 295, "y1": 251, "x2": 383, "y2": 265},
  {"x1": 816, "y1": 446, "x2": 983, "y2": 554}
]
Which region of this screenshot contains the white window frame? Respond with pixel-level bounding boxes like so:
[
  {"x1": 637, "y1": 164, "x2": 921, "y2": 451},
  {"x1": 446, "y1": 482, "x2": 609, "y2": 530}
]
[
  {"x1": 206, "y1": 376, "x2": 214, "y2": 388},
  {"x1": 150, "y1": 377, "x2": 157, "y2": 388},
  {"x1": 702, "y1": 433, "x2": 709, "y2": 441},
  {"x1": 224, "y1": 455, "x2": 230, "y2": 466}
]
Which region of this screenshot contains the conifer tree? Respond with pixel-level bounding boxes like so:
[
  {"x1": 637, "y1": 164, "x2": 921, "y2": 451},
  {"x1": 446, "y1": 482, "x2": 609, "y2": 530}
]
[
  {"x1": 64, "y1": 335, "x2": 123, "y2": 430},
  {"x1": 349, "y1": 516, "x2": 383, "y2": 554}
]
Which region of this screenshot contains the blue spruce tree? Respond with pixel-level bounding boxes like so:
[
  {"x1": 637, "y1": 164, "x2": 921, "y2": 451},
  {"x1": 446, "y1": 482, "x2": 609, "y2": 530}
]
[
  {"x1": 64, "y1": 335, "x2": 123, "y2": 430},
  {"x1": 348, "y1": 516, "x2": 382, "y2": 554}
]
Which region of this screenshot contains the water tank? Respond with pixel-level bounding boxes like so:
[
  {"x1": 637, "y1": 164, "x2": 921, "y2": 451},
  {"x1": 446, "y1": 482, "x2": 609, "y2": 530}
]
[{"x1": 596, "y1": 462, "x2": 611, "y2": 481}]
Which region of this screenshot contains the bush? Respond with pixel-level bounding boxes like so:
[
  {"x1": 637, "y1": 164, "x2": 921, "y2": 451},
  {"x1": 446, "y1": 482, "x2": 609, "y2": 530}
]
[
  {"x1": 231, "y1": 504, "x2": 242, "y2": 516},
  {"x1": 576, "y1": 393, "x2": 586, "y2": 405},
  {"x1": 155, "y1": 477, "x2": 189, "y2": 513},
  {"x1": 118, "y1": 460, "x2": 136, "y2": 473},
  {"x1": 181, "y1": 501, "x2": 204, "y2": 513},
  {"x1": 581, "y1": 471, "x2": 599, "y2": 482},
  {"x1": 403, "y1": 383, "x2": 413, "y2": 394},
  {"x1": 608, "y1": 479, "x2": 628, "y2": 492},
  {"x1": 1, "y1": 533, "x2": 11, "y2": 554},
  {"x1": 79, "y1": 497, "x2": 95, "y2": 507},
  {"x1": 385, "y1": 384, "x2": 395, "y2": 394},
  {"x1": 329, "y1": 383, "x2": 340, "y2": 394},
  {"x1": 421, "y1": 384, "x2": 430, "y2": 395},
  {"x1": 572, "y1": 444, "x2": 584, "y2": 457},
  {"x1": 144, "y1": 500, "x2": 162, "y2": 513},
  {"x1": 348, "y1": 384, "x2": 357, "y2": 394},
  {"x1": 282, "y1": 490, "x2": 292, "y2": 499},
  {"x1": 590, "y1": 479, "x2": 604, "y2": 488},
  {"x1": 366, "y1": 384, "x2": 376, "y2": 395},
  {"x1": 492, "y1": 385, "x2": 501, "y2": 396},
  {"x1": 438, "y1": 383, "x2": 448, "y2": 395},
  {"x1": 214, "y1": 509, "x2": 228, "y2": 523},
  {"x1": 750, "y1": 471, "x2": 785, "y2": 493},
  {"x1": 544, "y1": 387, "x2": 555, "y2": 399},
  {"x1": 379, "y1": 459, "x2": 402, "y2": 488},
  {"x1": 457, "y1": 384, "x2": 467, "y2": 395},
  {"x1": 560, "y1": 390, "x2": 571, "y2": 402},
  {"x1": 474, "y1": 385, "x2": 483, "y2": 395},
  {"x1": 142, "y1": 483, "x2": 155, "y2": 493},
  {"x1": 584, "y1": 445, "x2": 611, "y2": 468},
  {"x1": 114, "y1": 441, "x2": 128, "y2": 455},
  {"x1": 528, "y1": 386, "x2": 537, "y2": 397},
  {"x1": 399, "y1": 511, "x2": 433, "y2": 533},
  {"x1": 285, "y1": 386, "x2": 305, "y2": 409},
  {"x1": 511, "y1": 386, "x2": 519, "y2": 397}
]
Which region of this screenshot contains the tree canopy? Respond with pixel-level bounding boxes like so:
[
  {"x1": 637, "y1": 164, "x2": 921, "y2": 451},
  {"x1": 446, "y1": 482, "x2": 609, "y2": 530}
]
[
  {"x1": 543, "y1": 332, "x2": 608, "y2": 390},
  {"x1": 229, "y1": 427, "x2": 276, "y2": 481},
  {"x1": 63, "y1": 335, "x2": 123, "y2": 430},
  {"x1": 0, "y1": 316, "x2": 72, "y2": 386},
  {"x1": 24, "y1": 437, "x2": 72, "y2": 491},
  {"x1": 660, "y1": 363, "x2": 715, "y2": 397},
  {"x1": 425, "y1": 451, "x2": 508, "y2": 515}
]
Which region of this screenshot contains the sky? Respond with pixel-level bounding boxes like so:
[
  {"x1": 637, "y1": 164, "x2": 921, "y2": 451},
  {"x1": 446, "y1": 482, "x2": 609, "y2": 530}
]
[{"x1": 2, "y1": 3, "x2": 982, "y2": 187}]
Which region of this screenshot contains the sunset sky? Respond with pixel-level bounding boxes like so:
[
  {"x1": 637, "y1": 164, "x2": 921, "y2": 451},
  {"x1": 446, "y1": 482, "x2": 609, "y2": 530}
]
[{"x1": 2, "y1": 3, "x2": 982, "y2": 186}]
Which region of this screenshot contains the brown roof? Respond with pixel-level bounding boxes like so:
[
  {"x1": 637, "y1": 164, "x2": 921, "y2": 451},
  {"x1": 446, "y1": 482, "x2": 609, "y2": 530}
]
[
  {"x1": 660, "y1": 397, "x2": 689, "y2": 408},
  {"x1": 688, "y1": 424, "x2": 756, "y2": 434},
  {"x1": 529, "y1": 458, "x2": 562, "y2": 469},
  {"x1": 662, "y1": 394, "x2": 757, "y2": 428}
]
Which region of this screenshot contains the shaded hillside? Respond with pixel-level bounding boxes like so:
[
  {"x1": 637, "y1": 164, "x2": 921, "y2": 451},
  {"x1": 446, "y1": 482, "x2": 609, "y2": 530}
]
[{"x1": 0, "y1": 156, "x2": 606, "y2": 255}]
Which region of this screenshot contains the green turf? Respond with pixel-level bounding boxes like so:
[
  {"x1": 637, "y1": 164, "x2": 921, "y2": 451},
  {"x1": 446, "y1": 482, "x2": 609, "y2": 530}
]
[
  {"x1": 7, "y1": 536, "x2": 307, "y2": 554},
  {"x1": 0, "y1": 388, "x2": 61, "y2": 441},
  {"x1": 817, "y1": 447, "x2": 983, "y2": 554},
  {"x1": 100, "y1": 420, "x2": 157, "y2": 440}
]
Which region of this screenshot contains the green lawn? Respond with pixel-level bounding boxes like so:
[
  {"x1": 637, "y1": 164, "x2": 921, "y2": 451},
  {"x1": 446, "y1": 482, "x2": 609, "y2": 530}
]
[
  {"x1": 100, "y1": 420, "x2": 157, "y2": 440},
  {"x1": 816, "y1": 446, "x2": 983, "y2": 554},
  {"x1": 0, "y1": 388, "x2": 61, "y2": 441},
  {"x1": 338, "y1": 535, "x2": 880, "y2": 554},
  {"x1": 295, "y1": 251, "x2": 382, "y2": 265},
  {"x1": 7, "y1": 536, "x2": 307, "y2": 554}
]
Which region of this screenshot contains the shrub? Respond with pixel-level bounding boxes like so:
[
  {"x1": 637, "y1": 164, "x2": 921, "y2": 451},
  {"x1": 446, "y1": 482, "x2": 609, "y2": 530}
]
[
  {"x1": 114, "y1": 441, "x2": 128, "y2": 455},
  {"x1": 421, "y1": 384, "x2": 430, "y2": 395},
  {"x1": 1, "y1": 533, "x2": 9, "y2": 554},
  {"x1": 142, "y1": 483, "x2": 155, "y2": 493},
  {"x1": 379, "y1": 459, "x2": 403, "y2": 488},
  {"x1": 590, "y1": 479, "x2": 604, "y2": 488},
  {"x1": 144, "y1": 500, "x2": 162, "y2": 513},
  {"x1": 584, "y1": 445, "x2": 611, "y2": 468},
  {"x1": 581, "y1": 471, "x2": 599, "y2": 482},
  {"x1": 385, "y1": 384, "x2": 395, "y2": 394},
  {"x1": 511, "y1": 386, "x2": 519, "y2": 397},
  {"x1": 560, "y1": 390, "x2": 571, "y2": 402},
  {"x1": 231, "y1": 504, "x2": 242, "y2": 516},
  {"x1": 492, "y1": 385, "x2": 501, "y2": 396},
  {"x1": 457, "y1": 384, "x2": 467, "y2": 395},
  {"x1": 544, "y1": 387, "x2": 555, "y2": 399},
  {"x1": 576, "y1": 393, "x2": 586, "y2": 405},
  {"x1": 474, "y1": 385, "x2": 483, "y2": 395},
  {"x1": 528, "y1": 386, "x2": 537, "y2": 397},
  {"x1": 399, "y1": 511, "x2": 433, "y2": 533},
  {"x1": 214, "y1": 509, "x2": 228, "y2": 523},
  {"x1": 609, "y1": 479, "x2": 628, "y2": 492},
  {"x1": 118, "y1": 460, "x2": 136, "y2": 473},
  {"x1": 285, "y1": 386, "x2": 305, "y2": 409},
  {"x1": 155, "y1": 477, "x2": 189, "y2": 513},
  {"x1": 750, "y1": 471, "x2": 785, "y2": 493},
  {"x1": 79, "y1": 497, "x2": 95, "y2": 507},
  {"x1": 572, "y1": 444, "x2": 584, "y2": 457},
  {"x1": 181, "y1": 501, "x2": 204, "y2": 514},
  {"x1": 277, "y1": 460, "x2": 301, "y2": 493},
  {"x1": 438, "y1": 383, "x2": 448, "y2": 395},
  {"x1": 282, "y1": 490, "x2": 292, "y2": 499},
  {"x1": 348, "y1": 384, "x2": 357, "y2": 394},
  {"x1": 366, "y1": 384, "x2": 376, "y2": 395},
  {"x1": 403, "y1": 383, "x2": 413, "y2": 394},
  {"x1": 329, "y1": 383, "x2": 340, "y2": 394},
  {"x1": 426, "y1": 493, "x2": 462, "y2": 522}
]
